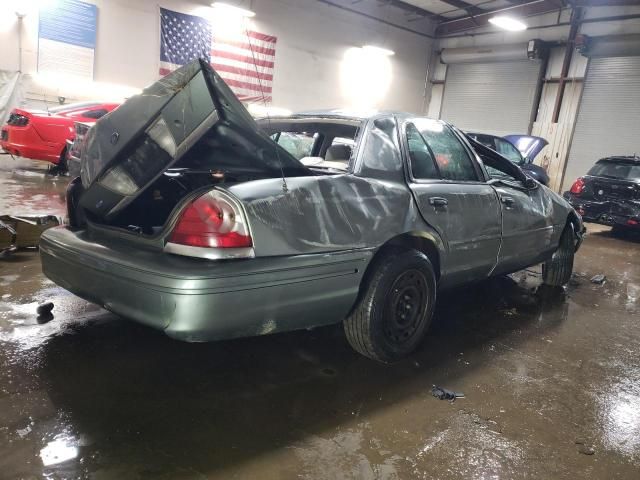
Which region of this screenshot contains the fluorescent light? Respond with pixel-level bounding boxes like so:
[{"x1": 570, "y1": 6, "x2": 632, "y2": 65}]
[
  {"x1": 488, "y1": 16, "x2": 527, "y2": 32},
  {"x1": 211, "y1": 2, "x2": 255, "y2": 17},
  {"x1": 362, "y1": 45, "x2": 395, "y2": 56}
]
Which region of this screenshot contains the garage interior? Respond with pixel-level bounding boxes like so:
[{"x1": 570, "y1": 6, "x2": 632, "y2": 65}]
[{"x1": 1, "y1": 0, "x2": 640, "y2": 478}]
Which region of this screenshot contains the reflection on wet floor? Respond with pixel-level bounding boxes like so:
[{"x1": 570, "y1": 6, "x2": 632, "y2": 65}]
[{"x1": 1, "y1": 156, "x2": 639, "y2": 479}]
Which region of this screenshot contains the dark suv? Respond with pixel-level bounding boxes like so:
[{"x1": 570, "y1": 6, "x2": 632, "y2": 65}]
[{"x1": 564, "y1": 156, "x2": 640, "y2": 232}]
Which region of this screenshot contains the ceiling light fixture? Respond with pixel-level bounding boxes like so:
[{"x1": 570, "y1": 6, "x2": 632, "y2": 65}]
[
  {"x1": 211, "y1": 2, "x2": 255, "y2": 17},
  {"x1": 488, "y1": 15, "x2": 527, "y2": 32},
  {"x1": 362, "y1": 45, "x2": 395, "y2": 56}
]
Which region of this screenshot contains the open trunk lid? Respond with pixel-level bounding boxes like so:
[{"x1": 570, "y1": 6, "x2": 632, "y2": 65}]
[{"x1": 79, "y1": 59, "x2": 309, "y2": 220}]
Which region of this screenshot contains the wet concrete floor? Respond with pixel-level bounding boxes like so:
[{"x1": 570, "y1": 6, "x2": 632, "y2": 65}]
[{"x1": 1, "y1": 155, "x2": 639, "y2": 479}]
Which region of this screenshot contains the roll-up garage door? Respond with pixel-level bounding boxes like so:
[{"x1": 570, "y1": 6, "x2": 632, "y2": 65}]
[
  {"x1": 563, "y1": 56, "x2": 640, "y2": 190},
  {"x1": 440, "y1": 60, "x2": 542, "y2": 137}
]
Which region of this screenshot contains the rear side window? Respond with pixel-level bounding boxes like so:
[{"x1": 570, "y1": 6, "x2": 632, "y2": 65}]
[
  {"x1": 83, "y1": 109, "x2": 109, "y2": 120},
  {"x1": 406, "y1": 123, "x2": 438, "y2": 179},
  {"x1": 272, "y1": 132, "x2": 317, "y2": 160},
  {"x1": 588, "y1": 161, "x2": 640, "y2": 180},
  {"x1": 414, "y1": 119, "x2": 478, "y2": 182}
]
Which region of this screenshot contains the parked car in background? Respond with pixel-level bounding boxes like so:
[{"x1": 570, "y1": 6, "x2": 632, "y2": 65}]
[
  {"x1": 466, "y1": 132, "x2": 550, "y2": 186},
  {"x1": 564, "y1": 156, "x2": 640, "y2": 233},
  {"x1": 40, "y1": 60, "x2": 583, "y2": 362},
  {"x1": 1, "y1": 101, "x2": 119, "y2": 170},
  {"x1": 65, "y1": 121, "x2": 94, "y2": 178}
]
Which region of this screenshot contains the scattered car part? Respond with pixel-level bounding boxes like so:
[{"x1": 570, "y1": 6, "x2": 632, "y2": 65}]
[
  {"x1": 590, "y1": 274, "x2": 606, "y2": 284},
  {"x1": 0, "y1": 219, "x2": 17, "y2": 257},
  {"x1": 431, "y1": 385, "x2": 465, "y2": 400},
  {"x1": 36, "y1": 302, "x2": 54, "y2": 315},
  {"x1": 0, "y1": 215, "x2": 61, "y2": 249}
]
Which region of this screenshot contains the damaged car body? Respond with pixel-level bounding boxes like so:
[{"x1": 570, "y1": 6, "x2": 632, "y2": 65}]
[
  {"x1": 40, "y1": 59, "x2": 584, "y2": 362},
  {"x1": 564, "y1": 156, "x2": 640, "y2": 232}
]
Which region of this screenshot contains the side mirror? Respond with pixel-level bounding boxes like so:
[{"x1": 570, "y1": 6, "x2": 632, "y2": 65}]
[{"x1": 524, "y1": 177, "x2": 537, "y2": 189}]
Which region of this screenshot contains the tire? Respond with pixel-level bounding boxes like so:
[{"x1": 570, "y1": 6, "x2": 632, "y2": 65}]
[
  {"x1": 611, "y1": 225, "x2": 628, "y2": 237},
  {"x1": 344, "y1": 249, "x2": 436, "y2": 362},
  {"x1": 57, "y1": 147, "x2": 68, "y2": 174},
  {"x1": 48, "y1": 148, "x2": 68, "y2": 176},
  {"x1": 542, "y1": 225, "x2": 575, "y2": 287}
]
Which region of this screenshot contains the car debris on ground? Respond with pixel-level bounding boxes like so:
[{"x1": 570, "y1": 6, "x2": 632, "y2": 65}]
[
  {"x1": 590, "y1": 274, "x2": 606, "y2": 284},
  {"x1": 0, "y1": 215, "x2": 61, "y2": 257},
  {"x1": 36, "y1": 302, "x2": 55, "y2": 324},
  {"x1": 431, "y1": 385, "x2": 465, "y2": 401}
]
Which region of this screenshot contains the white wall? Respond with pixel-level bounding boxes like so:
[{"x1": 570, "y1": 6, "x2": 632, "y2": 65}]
[{"x1": 0, "y1": 0, "x2": 432, "y2": 113}]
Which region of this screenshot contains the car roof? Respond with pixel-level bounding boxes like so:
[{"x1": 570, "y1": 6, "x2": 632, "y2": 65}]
[
  {"x1": 259, "y1": 110, "x2": 438, "y2": 124},
  {"x1": 287, "y1": 109, "x2": 422, "y2": 120},
  {"x1": 598, "y1": 155, "x2": 640, "y2": 164}
]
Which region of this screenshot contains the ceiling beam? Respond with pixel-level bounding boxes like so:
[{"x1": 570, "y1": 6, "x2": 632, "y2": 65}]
[
  {"x1": 378, "y1": 0, "x2": 446, "y2": 22},
  {"x1": 438, "y1": 0, "x2": 485, "y2": 17},
  {"x1": 436, "y1": 0, "x2": 564, "y2": 36}
]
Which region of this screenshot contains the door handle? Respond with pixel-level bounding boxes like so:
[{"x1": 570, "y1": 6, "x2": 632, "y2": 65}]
[
  {"x1": 429, "y1": 197, "x2": 448, "y2": 207},
  {"x1": 501, "y1": 196, "x2": 515, "y2": 206}
]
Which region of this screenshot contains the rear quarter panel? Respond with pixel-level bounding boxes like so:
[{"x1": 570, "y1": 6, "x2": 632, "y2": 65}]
[
  {"x1": 31, "y1": 115, "x2": 74, "y2": 145},
  {"x1": 227, "y1": 175, "x2": 443, "y2": 257}
]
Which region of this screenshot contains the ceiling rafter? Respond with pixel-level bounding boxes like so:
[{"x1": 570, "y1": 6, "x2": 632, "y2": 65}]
[
  {"x1": 376, "y1": 0, "x2": 447, "y2": 22},
  {"x1": 435, "y1": 0, "x2": 565, "y2": 36},
  {"x1": 438, "y1": 0, "x2": 485, "y2": 17}
]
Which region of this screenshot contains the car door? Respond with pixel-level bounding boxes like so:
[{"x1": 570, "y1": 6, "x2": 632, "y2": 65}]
[
  {"x1": 480, "y1": 148, "x2": 555, "y2": 274},
  {"x1": 402, "y1": 118, "x2": 502, "y2": 287}
]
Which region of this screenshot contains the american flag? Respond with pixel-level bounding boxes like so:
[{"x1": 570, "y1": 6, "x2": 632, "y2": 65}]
[{"x1": 159, "y1": 8, "x2": 276, "y2": 103}]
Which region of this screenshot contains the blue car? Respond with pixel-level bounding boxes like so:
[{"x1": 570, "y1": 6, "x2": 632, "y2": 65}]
[{"x1": 466, "y1": 133, "x2": 550, "y2": 186}]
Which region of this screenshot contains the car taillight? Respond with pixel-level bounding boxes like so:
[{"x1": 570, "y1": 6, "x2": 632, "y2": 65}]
[
  {"x1": 570, "y1": 178, "x2": 585, "y2": 195},
  {"x1": 8, "y1": 113, "x2": 29, "y2": 126},
  {"x1": 166, "y1": 190, "x2": 253, "y2": 259}
]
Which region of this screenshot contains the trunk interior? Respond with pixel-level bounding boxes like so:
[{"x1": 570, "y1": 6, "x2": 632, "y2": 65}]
[{"x1": 81, "y1": 161, "x2": 266, "y2": 236}]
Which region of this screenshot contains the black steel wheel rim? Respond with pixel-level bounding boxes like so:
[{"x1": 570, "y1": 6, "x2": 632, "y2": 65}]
[{"x1": 383, "y1": 269, "x2": 429, "y2": 345}]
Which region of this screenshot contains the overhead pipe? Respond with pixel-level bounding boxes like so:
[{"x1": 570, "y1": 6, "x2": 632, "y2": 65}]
[{"x1": 440, "y1": 40, "x2": 547, "y2": 64}]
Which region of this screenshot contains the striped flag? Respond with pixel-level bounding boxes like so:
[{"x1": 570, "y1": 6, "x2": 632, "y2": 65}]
[{"x1": 159, "y1": 8, "x2": 276, "y2": 104}]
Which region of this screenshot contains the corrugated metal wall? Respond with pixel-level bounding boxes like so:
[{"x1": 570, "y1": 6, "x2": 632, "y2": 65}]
[
  {"x1": 563, "y1": 56, "x2": 640, "y2": 190},
  {"x1": 440, "y1": 60, "x2": 542, "y2": 136}
]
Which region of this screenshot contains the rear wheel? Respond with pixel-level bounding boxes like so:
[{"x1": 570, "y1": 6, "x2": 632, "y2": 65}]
[
  {"x1": 344, "y1": 249, "x2": 436, "y2": 362},
  {"x1": 542, "y1": 225, "x2": 575, "y2": 287},
  {"x1": 49, "y1": 147, "x2": 68, "y2": 176},
  {"x1": 611, "y1": 224, "x2": 630, "y2": 237}
]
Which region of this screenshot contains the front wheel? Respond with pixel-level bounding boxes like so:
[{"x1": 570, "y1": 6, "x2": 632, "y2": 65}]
[
  {"x1": 542, "y1": 225, "x2": 575, "y2": 287},
  {"x1": 344, "y1": 249, "x2": 436, "y2": 363}
]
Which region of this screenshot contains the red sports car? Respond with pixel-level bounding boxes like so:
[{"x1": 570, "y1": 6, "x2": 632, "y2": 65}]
[{"x1": 1, "y1": 102, "x2": 119, "y2": 167}]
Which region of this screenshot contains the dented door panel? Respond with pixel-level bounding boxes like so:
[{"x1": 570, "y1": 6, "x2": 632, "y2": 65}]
[{"x1": 408, "y1": 182, "x2": 502, "y2": 287}]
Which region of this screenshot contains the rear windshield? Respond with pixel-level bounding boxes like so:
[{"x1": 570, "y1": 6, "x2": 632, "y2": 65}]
[{"x1": 588, "y1": 161, "x2": 640, "y2": 180}]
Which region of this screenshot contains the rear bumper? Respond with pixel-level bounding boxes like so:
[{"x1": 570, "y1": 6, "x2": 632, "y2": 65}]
[
  {"x1": 563, "y1": 193, "x2": 640, "y2": 228},
  {"x1": 1, "y1": 126, "x2": 64, "y2": 163},
  {"x1": 40, "y1": 226, "x2": 370, "y2": 341}
]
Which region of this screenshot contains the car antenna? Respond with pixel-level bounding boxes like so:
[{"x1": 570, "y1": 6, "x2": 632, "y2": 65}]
[
  {"x1": 243, "y1": 24, "x2": 288, "y2": 193},
  {"x1": 43, "y1": 93, "x2": 50, "y2": 116}
]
